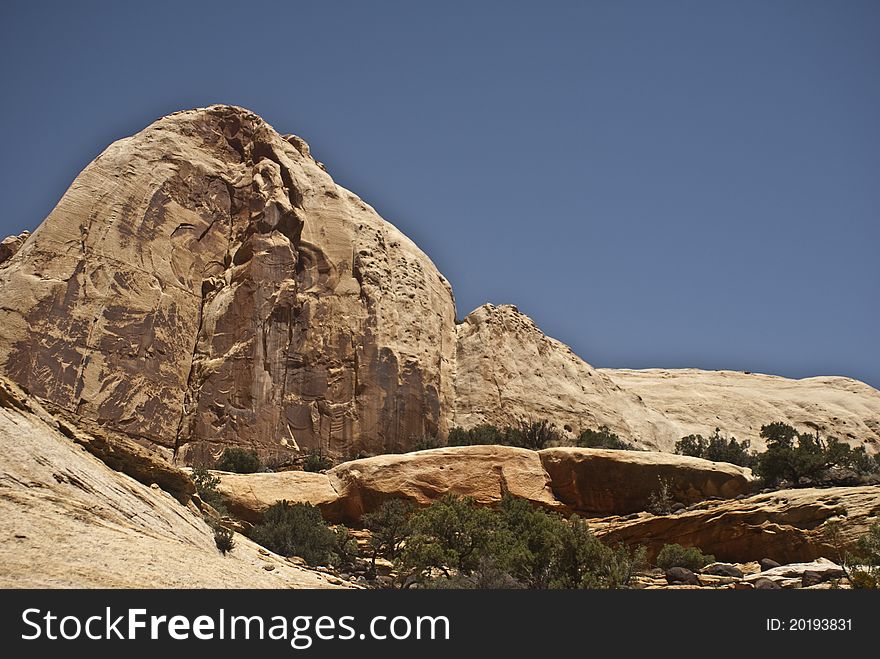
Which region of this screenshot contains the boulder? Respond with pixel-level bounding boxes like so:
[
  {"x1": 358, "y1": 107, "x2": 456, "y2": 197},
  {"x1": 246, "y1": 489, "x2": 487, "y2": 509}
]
[
  {"x1": 538, "y1": 447, "x2": 753, "y2": 515},
  {"x1": 329, "y1": 445, "x2": 564, "y2": 521},
  {"x1": 665, "y1": 567, "x2": 700, "y2": 586},
  {"x1": 596, "y1": 487, "x2": 880, "y2": 564},
  {"x1": 760, "y1": 558, "x2": 782, "y2": 571},
  {"x1": 702, "y1": 562, "x2": 744, "y2": 579},
  {"x1": 214, "y1": 470, "x2": 345, "y2": 523}
]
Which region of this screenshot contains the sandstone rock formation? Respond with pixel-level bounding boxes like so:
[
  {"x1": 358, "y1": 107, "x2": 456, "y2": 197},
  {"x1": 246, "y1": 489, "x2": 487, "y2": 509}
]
[
  {"x1": 215, "y1": 469, "x2": 345, "y2": 523},
  {"x1": 538, "y1": 447, "x2": 753, "y2": 515},
  {"x1": 0, "y1": 230, "x2": 28, "y2": 265},
  {"x1": 0, "y1": 106, "x2": 455, "y2": 461},
  {"x1": 212, "y1": 445, "x2": 753, "y2": 523},
  {"x1": 1, "y1": 104, "x2": 878, "y2": 460},
  {"x1": 328, "y1": 446, "x2": 564, "y2": 520},
  {"x1": 0, "y1": 376, "x2": 347, "y2": 588},
  {"x1": 595, "y1": 485, "x2": 880, "y2": 564}
]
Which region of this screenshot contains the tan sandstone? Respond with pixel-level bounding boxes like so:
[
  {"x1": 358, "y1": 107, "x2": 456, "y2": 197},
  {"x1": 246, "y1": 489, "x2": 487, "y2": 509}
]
[
  {"x1": 595, "y1": 485, "x2": 880, "y2": 564},
  {"x1": 0, "y1": 376, "x2": 348, "y2": 588},
  {"x1": 539, "y1": 447, "x2": 753, "y2": 515}
]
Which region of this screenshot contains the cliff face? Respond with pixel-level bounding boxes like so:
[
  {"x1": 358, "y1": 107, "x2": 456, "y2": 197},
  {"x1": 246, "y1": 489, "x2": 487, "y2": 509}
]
[
  {"x1": 1, "y1": 105, "x2": 878, "y2": 459},
  {"x1": 0, "y1": 106, "x2": 456, "y2": 461}
]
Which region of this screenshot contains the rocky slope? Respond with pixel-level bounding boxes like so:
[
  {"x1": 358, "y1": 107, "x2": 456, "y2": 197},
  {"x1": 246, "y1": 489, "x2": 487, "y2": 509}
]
[
  {"x1": 0, "y1": 376, "x2": 347, "y2": 588},
  {"x1": 0, "y1": 104, "x2": 878, "y2": 461}
]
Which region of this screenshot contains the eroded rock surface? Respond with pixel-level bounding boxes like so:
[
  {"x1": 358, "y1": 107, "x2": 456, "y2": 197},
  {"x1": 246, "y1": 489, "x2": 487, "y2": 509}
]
[
  {"x1": 595, "y1": 486, "x2": 880, "y2": 564},
  {"x1": 538, "y1": 447, "x2": 753, "y2": 515},
  {"x1": 0, "y1": 376, "x2": 347, "y2": 588},
  {"x1": 0, "y1": 106, "x2": 455, "y2": 461}
]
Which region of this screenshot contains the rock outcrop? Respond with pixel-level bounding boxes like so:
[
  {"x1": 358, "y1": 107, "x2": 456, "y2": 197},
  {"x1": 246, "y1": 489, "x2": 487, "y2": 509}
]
[
  {"x1": 0, "y1": 376, "x2": 347, "y2": 588},
  {"x1": 0, "y1": 106, "x2": 455, "y2": 461},
  {"x1": 538, "y1": 447, "x2": 753, "y2": 515},
  {"x1": 212, "y1": 445, "x2": 753, "y2": 523},
  {"x1": 1, "y1": 105, "x2": 878, "y2": 460},
  {"x1": 215, "y1": 469, "x2": 345, "y2": 523},
  {"x1": 328, "y1": 446, "x2": 564, "y2": 520},
  {"x1": 0, "y1": 230, "x2": 28, "y2": 265},
  {"x1": 595, "y1": 485, "x2": 880, "y2": 564}
]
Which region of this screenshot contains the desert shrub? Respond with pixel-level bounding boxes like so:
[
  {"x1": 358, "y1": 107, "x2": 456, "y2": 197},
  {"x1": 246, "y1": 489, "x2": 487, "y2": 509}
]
[
  {"x1": 647, "y1": 477, "x2": 675, "y2": 515},
  {"x1": 249, "y1": 501, "x2": 346, "y2": 566},
  {"x1": 332, "y1": 525, "x2": 359, "y2": 567},
  {"x1": 410, "y1": 435, "x2": 445, "y2": 452},
  {"x1": 216, "y1": 447, "x2": 262, "y2": 473},
  {"x1": 551, "y1": 515, "x2": 646, "y2": 589},
  {"x1": 655, "y1": 543, "x2": 714, "y2": 571},
  {"x1": 848, "y1": 523, "x2": 880, "y2": 589},
  {"x1": 447, "y1": 424, "x2": 510, "y2": 446},
  {"x1": 363, "y1": 499, "x2": 415, "y2": 572},
  {"x1": 302, "y1": 449, "x2": 333, "y2": 472},
  {"x1": 397, "y1": 495, "x2": 505, "y2": 584},
  {"x1": 674, "y1": 429, "x2": 754, "y2": 467},
  {"x1": 578, "y1": 426, "x2": 635, "y2": 450},
  {"x1": 395, "y1": 494, "x2": 645, "y2": 589},
  {"x1": 213, "y1": 525, "x2": 235, "y2": 555},
  {"x1": 446, "y1": 420, "x2": 559, "y2": 450},
  {"x1": 191, "y1": 466, "x2": 226, "y2": 513},
  {"x1": 516, "y1": 419, "x2": 561, "y2": 450},
  {"x1": 754, "y1": 423, "x2": 880, "y2": 487}
]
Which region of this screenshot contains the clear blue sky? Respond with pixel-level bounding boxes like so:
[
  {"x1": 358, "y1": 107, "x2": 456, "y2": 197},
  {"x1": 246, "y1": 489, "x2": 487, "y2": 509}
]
[{"x1": 1, "y1": 1, "x2": 878, "y2": 387}]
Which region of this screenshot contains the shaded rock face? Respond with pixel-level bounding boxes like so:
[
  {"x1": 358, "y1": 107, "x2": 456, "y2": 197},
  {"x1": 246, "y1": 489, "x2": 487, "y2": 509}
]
[
  {"x1": 1, "y1": 104, "x2": 879, "y2": 460},
  {"x1": 595, "y1": 486, "x2": 880, "y2": 564},
  {"x1": 538, "y1": 447, "x2": 753, "y2": 515},
  {"x1": 0, "y1": 106, "x2": 455, "y2": 460}
]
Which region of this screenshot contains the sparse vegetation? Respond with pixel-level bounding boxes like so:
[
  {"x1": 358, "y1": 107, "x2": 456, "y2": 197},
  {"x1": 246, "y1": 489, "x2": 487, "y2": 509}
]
[
  {"x1": 191, "y1": 465, "x2": 226, "y2": 513},
  {"x1": 392, "y1": 494, "x2": 645, "y2": 589},
  {"x1": 655, "y1": 543, "x2": 714, "y2": 571},
  {"x1": 216, "y1": 447, "x2": 263, "y2": 474},
  {"x1": 647, "y1": 477, "x2": 675, "y2": 515},
  {"x1": 577, "y1": 426, "x2": 635, "y2": 450},
  {"x1": 302, "y1": 449, "x2": 333, "y2": 472},
  {"x1": 409, "y1": 435, "x2": 445, "y2": 452},
  {"x1": 674, "y1": 428, "x2": 754, "y2": 467},
  {"x1": 363, "y1": 499, "x2": 415, "y2": 573},
  {"x1": 754, "y1": 422, "x2": 880, "y2": 488},
  {"x1": 848, "y1": 522, "x2": 880, "y2": 589},
  {"x1": 446, "y1": 419, "x2": 560, "y2": 450},
  {"x1": 249, "y1": 501, "x2": 351, "y2": 566},
  {"x1": 213, "y1": 525, "x2": 235, "y2": 555}
]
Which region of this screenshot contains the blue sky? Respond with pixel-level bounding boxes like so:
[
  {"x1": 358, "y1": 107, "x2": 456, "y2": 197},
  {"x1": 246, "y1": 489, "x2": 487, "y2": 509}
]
[{"x1": 1, "y1": 1, "x2": 878, "y2": 387}]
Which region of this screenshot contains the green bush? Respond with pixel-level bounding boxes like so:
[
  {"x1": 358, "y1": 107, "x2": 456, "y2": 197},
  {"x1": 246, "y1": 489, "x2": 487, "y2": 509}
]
[
  {"x1": 213, "y1": 526, "x2": 235, "y2": 555},
  {"x1": 249, "y1": 501, "x2": 349, "y2": 566},
  {"x1": 191, "y1": 466, "x2": 226, "y2": 513},
  {"x1": 216, "y1": 447, "x2": 262, "y2": 473},
  {"x1": 394, "y1": 494, "x2": 645, "y2": 589},
  {"x1": 302, "y1": 449, "x2": 333, "y2": 472},
  {"x1": 410, "y1": 435, "x2": 445, "y2": 451},
  {"x1": 655, "y1": 543, "x2": 714, "y2": 571},
  {"x1": 446, "y1": 420, "x2": 559, "y2": 450},
  {"x1": 647, "y1": 477, "x2": 675, "y2": 515},
  {"x1": 577, "y1": 426, "x2": 635, "y2": 450},
  {"x1": 363, "y1": 499, "x2": 415, "y2": 572},
  {"x1": 674, "y1": 429, "x2": 754, "y2": 467},
  {"x1": 754, "y1": 423, "x2": 880, "y2": 487},
  {"x1": 847, "y1": 522, "x2": 880, "y2": 589},
  {"x1": 447, "y1": 424, "x2": 511, "y2": 447},
  {"x1": 517, "y1": 419, "x2": 561, "y2": 450}
]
